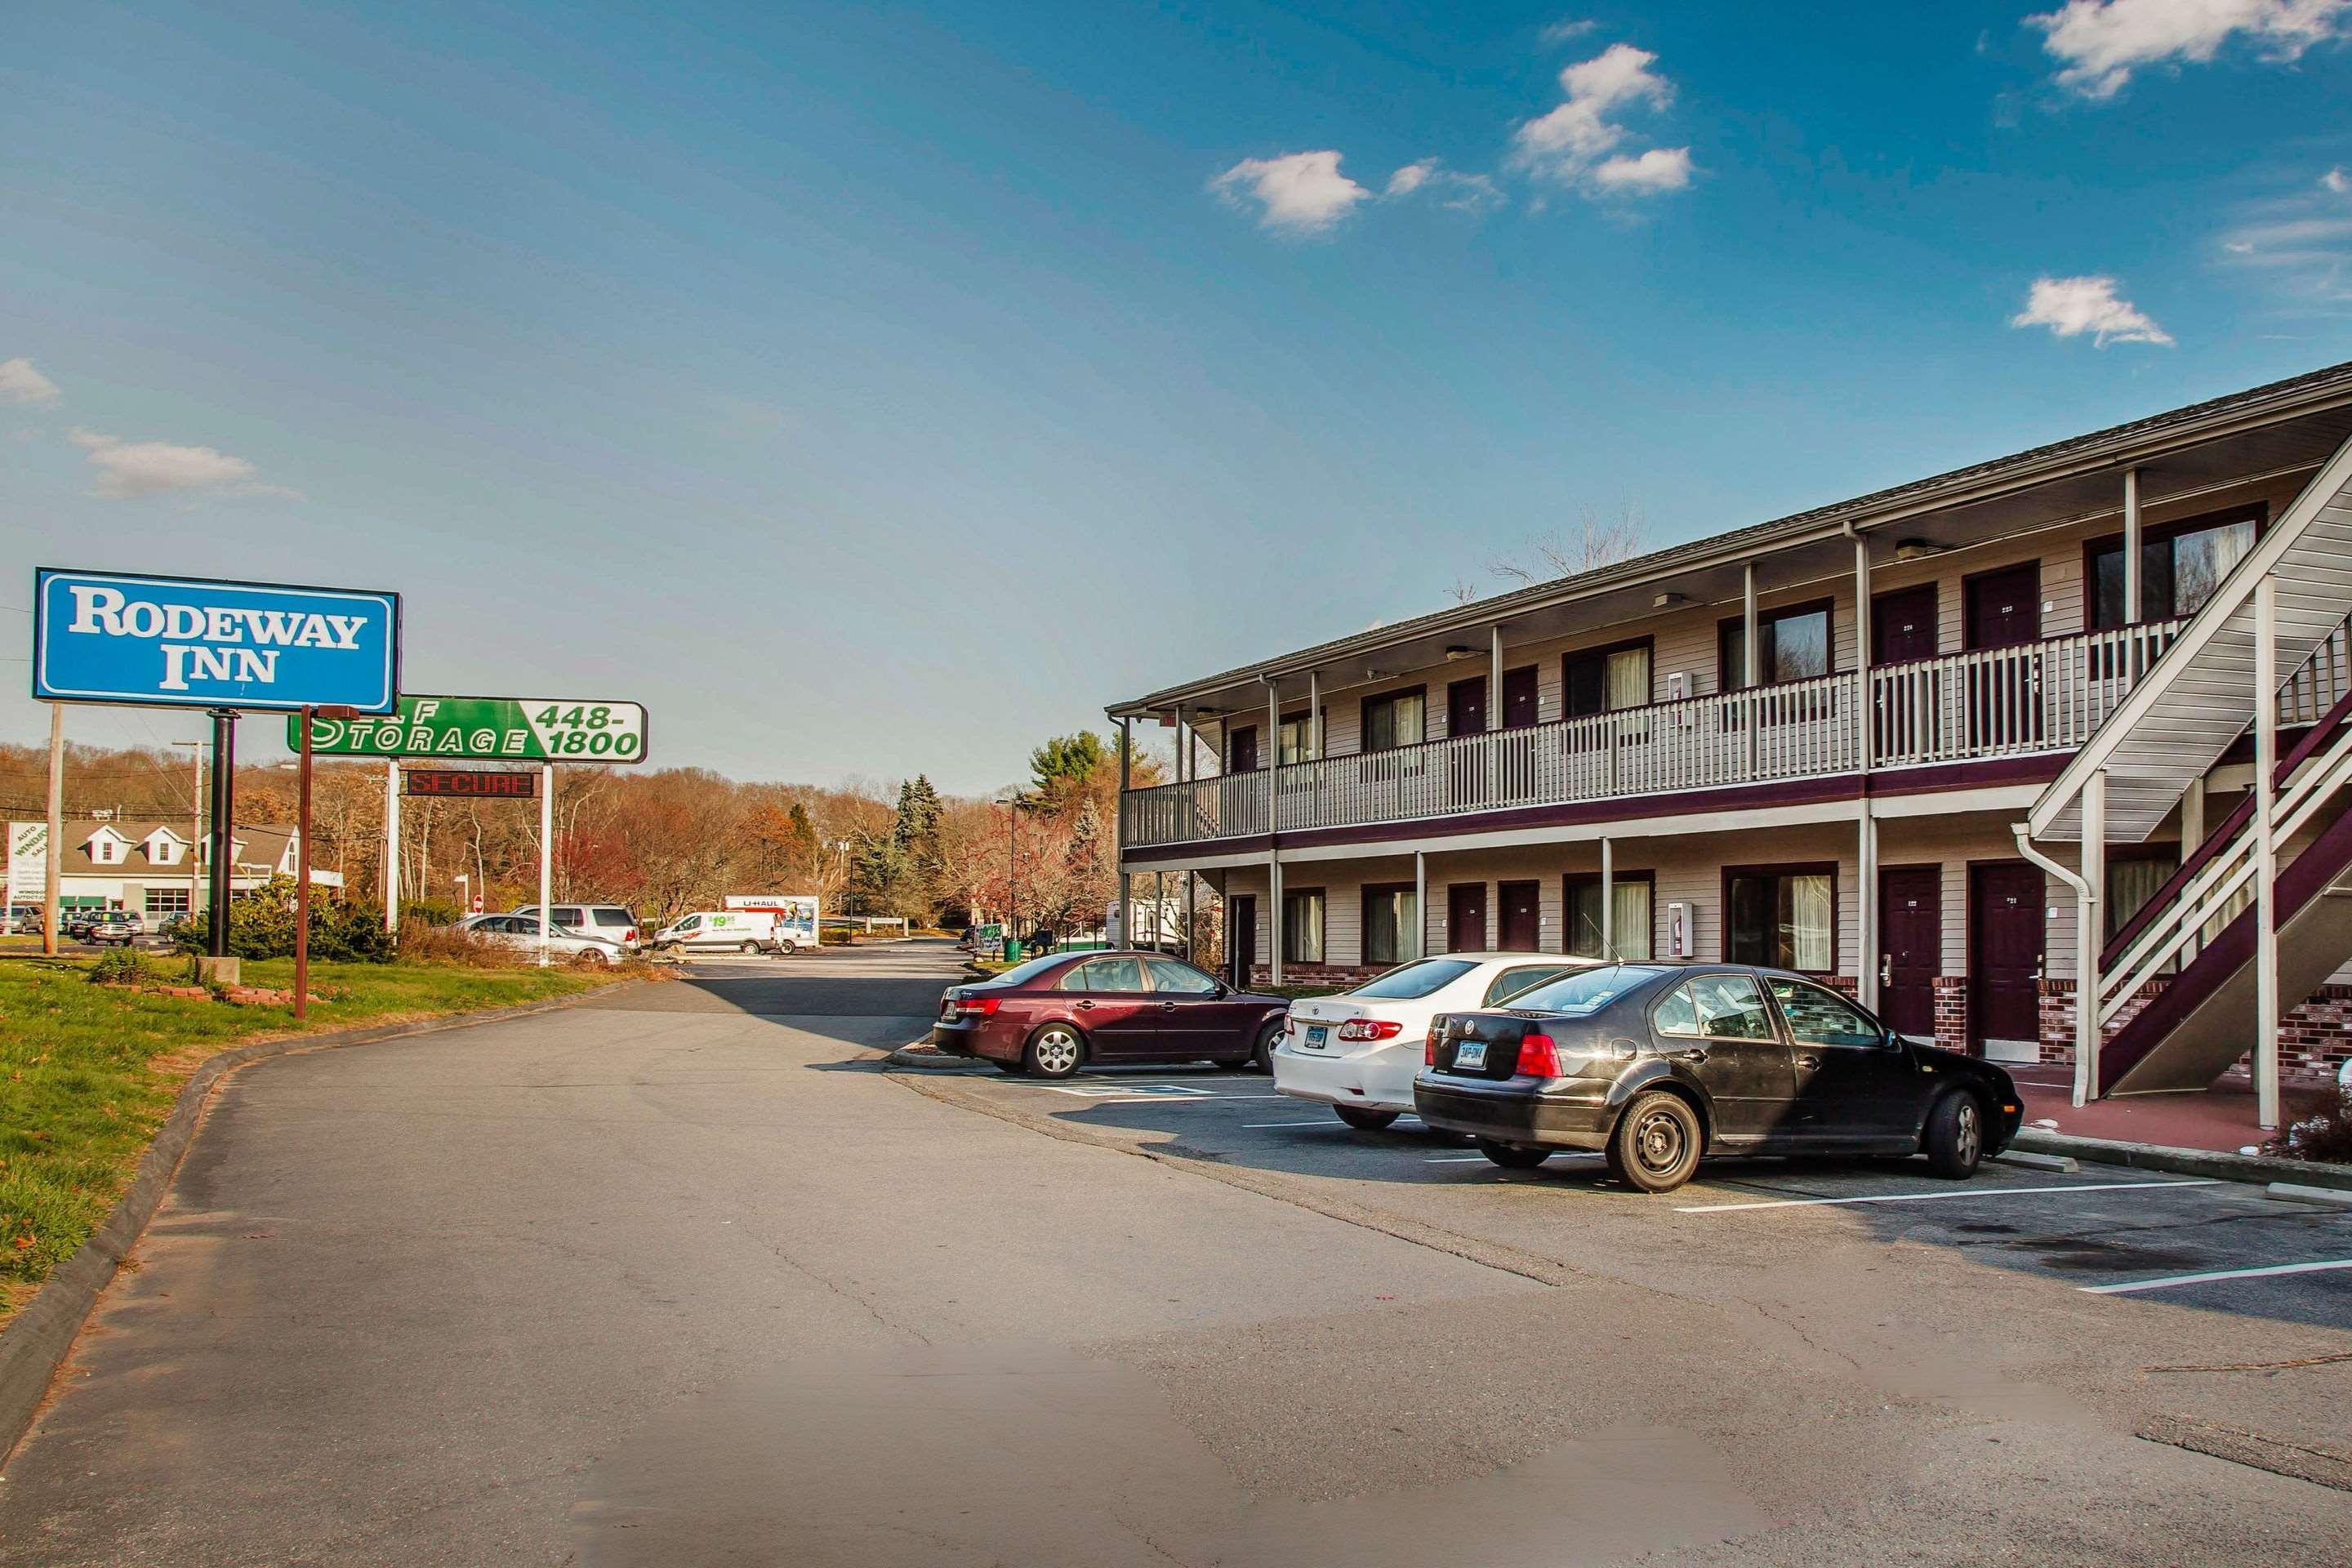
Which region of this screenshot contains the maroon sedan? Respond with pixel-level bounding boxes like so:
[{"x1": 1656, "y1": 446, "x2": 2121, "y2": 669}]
[{"x1": 933, "y1": 951, "x2": 1290, "y2": 1078}]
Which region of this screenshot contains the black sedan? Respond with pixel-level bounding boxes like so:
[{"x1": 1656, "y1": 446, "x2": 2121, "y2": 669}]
[{"x1": 1414, "y1": 962, "x2": 2022, "y2": 1192}]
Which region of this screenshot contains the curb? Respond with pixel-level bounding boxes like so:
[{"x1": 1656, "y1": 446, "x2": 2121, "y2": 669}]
[
  {"x1": 2008, "y1": 1129, "x2": 2352, "y2": 1192},
  {"x1": 0, "y1": 980, "x2": 635, "y2": 1465}
]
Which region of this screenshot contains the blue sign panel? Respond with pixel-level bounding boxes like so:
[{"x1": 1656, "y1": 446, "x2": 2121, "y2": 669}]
[{"x1": 32, "y1": 568, "x2": 401, "y2": 713}]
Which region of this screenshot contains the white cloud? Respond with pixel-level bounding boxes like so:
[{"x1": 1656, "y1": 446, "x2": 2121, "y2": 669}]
[
  {"x1": 2009, "y1": 275, "x2": 2176, "y2": 345},
  {"x1": 1590, "y1": 147, "x2": 1695, "y2": 193},
  {"x1": 1509, "y1": 42, "x2": 1692, "y2": 198},
  {"x1": 1210, "y1": 150, "x2": 1370, "y2": 236},
  {"x1": 1383, "y1": 158, "x2": 1507, "y2": 214},
  {"x1": 0, "y1": 357, "x2": 60, "y2": 405},
  {"x1": 1540, "y1": 17, "x2": 1599, "y2": 45},
  {"x1": 1385, "y1": 158, "x2": 1437, "y2": 198},
  {"x1": 69, "y1": 426, "x2": 300, "y2": 501},
  {"x1": 2325, "y1": 165, "x2": 2350, "y2": 192},
  {"x1": 2027, "y1": 0, "x2": 2350, "y2": 100}
]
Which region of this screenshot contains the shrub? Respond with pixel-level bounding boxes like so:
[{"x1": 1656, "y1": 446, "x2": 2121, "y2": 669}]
[
  {"x1": 170, "y1": 878, "x2": 397, "y2": 963},
  {"x1": 394, "y1": 923, "x2": 524, "y2": 967},
  {"x1": 86, "y1": 947, "x2": 172, "y2": 987},
  {"x1": 2267, "y1": 1080, "x2": 2352, "y2": 1165},
  {"x1": 401, "y1": 898, "x2": 465, "y2": 928}
]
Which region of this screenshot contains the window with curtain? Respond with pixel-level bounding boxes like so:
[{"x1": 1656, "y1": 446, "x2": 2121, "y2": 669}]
[
  {"x1": 1361, "y1": 884, "x2": 1419, "y2": 965},
  {"x1": 1565, "y1": 874, "x2": 1653, "y2": 960},
  {"x1": 1282, "y1": 889, "x2": 1325, "y2": 964},
  {"x1": 1276, "y1": 712, "x2": 1316, "y2": 765},
  {"x1": 2091, "y1": 514, "x2": 2257, "y2": 629},
  {"x1": 1362, "y1": 690, "x2": 1426, "y2": 752},
  {"x1": 1719, "y1": 604, "x2": 1833, "y2": 689},
  {"x1": 1726, "y1": 868, "x2": 1835, "y2": 973},
  {"x1": 1565, "y1": 643, "x2": 1653, "y2": 718},
  {"x1": 2104, "y1": 858, "x2": 2175, "y2": 943}
]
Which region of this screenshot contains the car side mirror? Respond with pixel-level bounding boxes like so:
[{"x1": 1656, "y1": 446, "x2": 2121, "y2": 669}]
[{"x1": 1213, "y1": 982, "x2": 1230, "y2": 999}]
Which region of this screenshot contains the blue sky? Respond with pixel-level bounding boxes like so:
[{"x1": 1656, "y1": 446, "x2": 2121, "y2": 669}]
[{"x1": 5, "y1": 1, "x2": 2350, "y2": 793}]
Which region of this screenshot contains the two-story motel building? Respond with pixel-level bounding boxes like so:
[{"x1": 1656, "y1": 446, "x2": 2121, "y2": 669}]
[{"x1": 1110, "y1": 362, "x2": 2352, "y2": 1123}]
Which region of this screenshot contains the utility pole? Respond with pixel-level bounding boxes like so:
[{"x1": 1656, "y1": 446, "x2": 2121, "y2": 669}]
[
  {"x1": 207, "y1": 709, "x2": 236, "y2": 960},
  {"x1": 42, "y1": 702, "x2": 62, "y2": 958}
]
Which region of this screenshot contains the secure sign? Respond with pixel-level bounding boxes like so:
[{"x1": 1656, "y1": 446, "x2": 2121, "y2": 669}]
[
  {"x1": 33, "y1": 568, "x2": 400, "y2": 713},
  {"x1": 291, "y1": 694, "x2": 649, "y2": 763}
]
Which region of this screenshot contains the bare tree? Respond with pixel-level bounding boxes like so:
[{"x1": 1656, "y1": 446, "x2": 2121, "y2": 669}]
[{"x1": 1489, "y1": 501, "x2": 1649, "y2": 587}]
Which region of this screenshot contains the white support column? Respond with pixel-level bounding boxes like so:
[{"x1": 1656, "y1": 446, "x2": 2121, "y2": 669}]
[
  {"x1": 384, "y1": 758, "x2": 402, "y2": 935},
  {"x1": 1307, "y1": 672, "x2": 1322, "y2": 760},
  {"x1": 1184, "y1": 870, "x2": 1196, "y2": 964},
  {"x1": 2255, "y1": 573, "x2": 2281, "y2": 1129},
  {"x1": 1269, "y1": 851, "x2": 1285, "y2": 987},
  {"x1": 1266, "y1": 679, "x2": 1280, "y2": 762},
  {"x1": 2123, "y1": 468, "x2": 2143, "y2": 624},
  {"x1": 1152, "y1": 870, "x2": 1165, "y2": 952},
  {"x1": 1741, "y1": 562, "x2": 1760, "y2": 687},
  {"x1": 537, "y1": 763, "x2": 554, "y2": 966},
  {"x1": 1413, "y1": 850, "x2": 1427, "y2": 963},
  {"x1": 1489, "y1": 626, "x2": 1503, "y2": 729},
  {"x1": 1857, "y1": 806, "x2": 1880, "y2": 1010},
  {"x1": 1174, "y1": 704, "x2": 1187, "y2": 786},
  {"x1": 2180, "y1": 775, "x2": 2206, "y2": 964},
  {"x1": 1600, "y1": 837, "x2": 1615, "y2": 960},
  {"x1": 2076, "y1": 769, "x2": 2105, "y2": 1107},
  {"x1": 1853, "y1": 532, "x2": 1873, "y2": 773}
]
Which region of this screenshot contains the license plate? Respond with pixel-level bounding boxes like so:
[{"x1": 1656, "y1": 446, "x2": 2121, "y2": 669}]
[
  {"x1": 1305, "y1": 1025, "x2": 1328, "y2": 1049},
  {"x1": 1454, "y1": 1039, "x2": 1488, "y2": 1071}
]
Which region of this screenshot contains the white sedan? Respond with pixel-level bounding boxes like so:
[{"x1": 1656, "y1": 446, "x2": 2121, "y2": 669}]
[
  {"x1": 1272, "y1": 953, "x2": 1594, "y2": 1131},
  {"x1": 457, "y1": 912, "x2": 629, "y2": 964}
]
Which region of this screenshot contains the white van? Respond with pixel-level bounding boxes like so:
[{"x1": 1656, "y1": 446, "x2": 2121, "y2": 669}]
[{"x1": 652, "y1": 910, "x2": 782, "y2": 955}]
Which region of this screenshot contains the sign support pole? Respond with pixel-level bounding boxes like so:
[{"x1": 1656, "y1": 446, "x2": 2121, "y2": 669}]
[
  {"x1": 538, "y1": 762, "x2": 553, "y2": 966},
  {"x1": 207, "y1": 709, "x2": 236, "y2": 958},
  {"x1": 295, "y1": 706, "x2": 314, "y2": 1021},
  {"x1": 383, "y1": 758, "x2": 401, "y2": 937},
  {"x1": 42, "y1": 702, "x2": 62, "y2": 958}
]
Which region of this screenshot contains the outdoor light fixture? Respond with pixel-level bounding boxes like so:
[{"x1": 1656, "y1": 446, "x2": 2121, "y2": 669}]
[
  {"x1": 1893, "y1": 538, "x2": 1945, "y2": 562},
  {"x1": 1443, "y1": 644, "x2": 1475, "y2": 661},
  {"x1": 1652, "y1": 591, "x2": 1688, "y2": 608}
]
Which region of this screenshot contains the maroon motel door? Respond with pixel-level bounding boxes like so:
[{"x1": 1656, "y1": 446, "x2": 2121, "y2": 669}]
[
  {"x1": 1228, "y1": 726, "x2": 1259, "y2": 775},
  {"x1": 1964, "y1": 564, "x2": 2043, "y2": 752},
  {"x1": 1227, "y1": 895, "x2": 1258, "y2": 986},
  {"x1": 1498, "y1": 880, "x2": 1541, "y2": 951},
  {"x1": 1447, "y1": 883, "x2": 1488, "y2": 953},
  {"x1": 1500, "y1": 666, "x2": 1539, "y2": 728},
  {"x1": 1968, "y1": 862, "x2": 2045, "y2": 1056},
  {"x1": 1448, "y1": 676, "x2": 1490, "y2": 805},
  {"x1": 1872, "y1": 584, "x2": 1942, "y2": 760},
  {"x1": 1878, "y1": 865, "x2": 1942, "y2": 1039}
]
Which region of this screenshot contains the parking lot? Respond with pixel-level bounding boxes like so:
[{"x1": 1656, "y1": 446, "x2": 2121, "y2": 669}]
[{"x1": 898, "y1": 1059, "x2": 2352, "y2": 1330}]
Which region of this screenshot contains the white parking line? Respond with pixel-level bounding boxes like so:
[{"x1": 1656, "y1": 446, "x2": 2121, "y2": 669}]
[
  {"x1": 2080, "y1": 1258, "x2": 2352, "y2": 1294},
  {"x1": 1675, "y1": 1178, "x2": 2221, "y2": 1214},
  {"x1": 1425, "y1": 1152, "x2": 1604, "y2": 1163},
  {"x1": 1244, "y1": 1120, "x2": 1344, "y2": 1128}
]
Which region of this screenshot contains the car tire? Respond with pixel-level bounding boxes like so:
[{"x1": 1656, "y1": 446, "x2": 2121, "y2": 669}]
[
  {"x1": 1335, "y1": 1107, "x2": 1400, "y2": 1133},
  {"x1": 1923, "y1": 1089, "x2": 1985, "y2": 1179},
  {"x1": 1250, "y1": 1021, "x2": 1281, "y2": 1073},
  {"x1": 1476, "y1": 1138, "x2": 1552, "y2": 1169},
  {"x1": 1609, "y1": 1090, "x2": 1703, "y2": 1193},
  {"x1": 738, "y1": 941, "x2": 760, "y2": 955},
  {"x1": 778, "y1": 940, "x2": 797, "y2": 956},
  {"x1": 1024, "y1": 1023, "x2": 1086, "y2": 1079}
]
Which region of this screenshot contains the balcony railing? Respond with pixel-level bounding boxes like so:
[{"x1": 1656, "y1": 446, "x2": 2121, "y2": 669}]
[{"x1": 1121, "y1": 617, "x2": 2346, "y2": 850}]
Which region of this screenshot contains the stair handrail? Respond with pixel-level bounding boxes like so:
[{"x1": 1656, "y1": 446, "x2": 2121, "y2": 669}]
[{"x1": 2026, "y1": 431, "x2": 2352, "y2": 840}]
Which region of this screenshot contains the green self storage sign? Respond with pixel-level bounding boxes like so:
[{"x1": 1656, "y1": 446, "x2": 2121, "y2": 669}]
[{"x1": 288, "y1": 695, "x2": 648, "y2": 762}]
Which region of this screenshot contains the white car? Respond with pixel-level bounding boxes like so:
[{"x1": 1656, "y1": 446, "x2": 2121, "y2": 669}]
[
  {"x1": 1273, "y1": 953, "x2": 1595, "y2": 1131},
  {"x1": 457, "y1": 912, "x2": 629, "y2": 964}
]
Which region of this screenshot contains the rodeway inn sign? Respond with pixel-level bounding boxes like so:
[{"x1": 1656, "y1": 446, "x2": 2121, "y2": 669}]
[{"x1": 32, "y1": 568, "x2": 400, "y2": 713}]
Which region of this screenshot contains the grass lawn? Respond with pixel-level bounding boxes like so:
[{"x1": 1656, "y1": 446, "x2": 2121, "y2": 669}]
[{"x1": 0, "y1": 954, "x2": 629, "y2": 1325}]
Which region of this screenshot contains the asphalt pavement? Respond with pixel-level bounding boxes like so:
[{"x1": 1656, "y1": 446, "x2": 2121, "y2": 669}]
[{"x1": 2, "y1": 938, "x2": 2346, "y2": 1566}]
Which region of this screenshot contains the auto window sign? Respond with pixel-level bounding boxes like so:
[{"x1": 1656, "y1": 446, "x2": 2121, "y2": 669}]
[
  {"x1": 33, "y1": 568, "x2": 399, "y2": 713},
  {"x1": 290, "y1": 694, "x2": 648, "y2": 763}
]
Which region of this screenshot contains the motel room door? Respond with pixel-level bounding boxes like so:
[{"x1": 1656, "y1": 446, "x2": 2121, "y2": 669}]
[
  {"x1": 1871, "y1": 584, "x2": 1940, "y2": 759},
  {"x1": 1498, "y1": 880, "x2": 1541, "y2": 952},
  {"x1": 1878, "y1": 865, "x2": 1941, "y2": 1040},
  {"x1": 1968, "y1": 862, "x2": 2045, "y2": 1062},
  {"x1": 1964, "y1": 564, "x2": 2042, "y2": 752},
  {"x1": 1447, "y1": 884, "x2": 1488, "y2": 953},
  {"x1": 1227, "y1": 895, "x2": 1257, "y2": 986}
]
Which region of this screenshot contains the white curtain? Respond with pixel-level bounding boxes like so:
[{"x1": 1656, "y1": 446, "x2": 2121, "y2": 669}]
[
  {"x1": 1606, "y1": 648, "x2": 1650, "y2": 711},
  {"x1": 1789, "y1": 874, "x2": 1833, "y2": 972},
  {"x1": 1393, "y1": 692, "x2": 1426, "y2": 746},
  {"x1": 1613, "y1": 880, "x2": 1653, "y2": 960}
]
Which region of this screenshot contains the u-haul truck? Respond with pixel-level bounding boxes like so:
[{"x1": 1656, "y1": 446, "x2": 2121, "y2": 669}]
[{"x1": 722, "y1": 894, "x2": 820, "y2": 953}]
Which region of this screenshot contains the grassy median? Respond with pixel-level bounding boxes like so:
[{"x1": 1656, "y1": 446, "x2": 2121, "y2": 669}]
[{"x1": 0, "y1": 954, "x2": 630, "y2": 1325}]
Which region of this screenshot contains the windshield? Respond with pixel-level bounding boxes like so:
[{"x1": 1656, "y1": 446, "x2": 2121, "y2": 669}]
[
  {"x1": 1347, "y1": 959, "x2": 1478, "y2": 1000},
  {"x1": 1503, "y1": 964, "x2": 1667, "y2": 1015}
]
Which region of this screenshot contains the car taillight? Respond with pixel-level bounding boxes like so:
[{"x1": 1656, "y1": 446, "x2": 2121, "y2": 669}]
[
  {"x1": 1283, "y1": 1015, "x2": 1297, "y2": 1035},
  {"x1": 1515, "y1": 1033, "x2": 1564, "y2": 1077},
  {"x1": 1337, "y1": 1019, "x2": 1404, "y2": 1042},
  {"x1": 1424, "y1": 1020, "x2": 1442, "y2": 1067},
  {"x1": 957, "y1": 996, "x2": 1002, "y2": 1017}
]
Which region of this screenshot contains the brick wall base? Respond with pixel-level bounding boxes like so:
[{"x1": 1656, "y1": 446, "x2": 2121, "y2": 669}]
[
  {"x1": 1931, "y1": 976, "x2": 1968, "y2": 1054},
  {"x1": 2037, "y1": 978, "x2": 2352, "y2": 1086},
  {"x1": 1249, "y1": 962, "x2": 1388, "y2": 989}
]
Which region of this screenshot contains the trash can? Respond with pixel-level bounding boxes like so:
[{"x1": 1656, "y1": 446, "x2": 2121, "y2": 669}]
[{"x1": 1003, "y1": 937, "x2": 1023, "y2": 962}]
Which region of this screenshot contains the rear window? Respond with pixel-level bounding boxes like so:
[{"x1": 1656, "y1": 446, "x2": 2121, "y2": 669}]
[
  {"x1": 590, "y1": 907, "x2": 635, "y2": 927},
  {"x1": 1347, "y1": 960, "x2": 1478, "y2": 1000},
  {"x1": 988, "y1": 954, "x2": 1070, "y2": 987},
  {"x1": 1504, "y1": 964, "x2": 1665, "y2": 1016},
  {"x1": 1483, "y1": 964, "x2": 1579, "y2": 1006}
]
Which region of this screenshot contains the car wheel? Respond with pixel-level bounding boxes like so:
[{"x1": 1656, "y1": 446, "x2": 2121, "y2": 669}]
[
  {"x1": 1024, "y1": 1024, "x2": 1086, "y2": 1079},
  {"x1": 1610, "y1": 1090, "x2": 1702, "y2": 1193},
  {"x1": 738, "y1": 940, "x2": 760, "y2": 955},
  {"x1": 778, "y1": 939, "x2": 797, "y2": 956},
  {"x1": 1250, "y1": 1021, "x2": 1281, "y2": 1072},
  {"x1": 1475, "y1": 1138, "x2": 1552, "y2": 1169},
  {"x1": 1923, "y1": 1089, "x2": 1984, "y2": 1179},
  {"x1": 1335, "y1": 1107, "x2": 1400, "y2": 1133}
]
